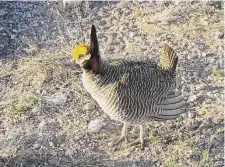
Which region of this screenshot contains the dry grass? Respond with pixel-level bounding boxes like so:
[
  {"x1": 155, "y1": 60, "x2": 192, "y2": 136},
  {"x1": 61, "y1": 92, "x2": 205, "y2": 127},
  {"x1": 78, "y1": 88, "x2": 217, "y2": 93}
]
[
  {"x1": 195, "y1": 98, "x2": 224, "y2": 123},
  {"x1": 0, "y1": 1, "x2": 224, "y2": 166},
  {"x1": 129, "y1": 1, "x2": 223, "y2": 53},
  {"x1": 0, "y1": 47, "x2": 88, "y2": 155},
  {"x1": 1, "y1": 49, "x2": 79, "y2": 114}
]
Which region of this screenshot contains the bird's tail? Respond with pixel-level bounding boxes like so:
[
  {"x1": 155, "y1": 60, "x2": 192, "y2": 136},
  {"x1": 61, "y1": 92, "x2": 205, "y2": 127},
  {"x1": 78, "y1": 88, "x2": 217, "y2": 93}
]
[
  {"x1": 159, "y1": 44, "x2": 178, "y2": 71},
  {"x1": 153, "y1": 91, "x2": 186, "y2": 121}
]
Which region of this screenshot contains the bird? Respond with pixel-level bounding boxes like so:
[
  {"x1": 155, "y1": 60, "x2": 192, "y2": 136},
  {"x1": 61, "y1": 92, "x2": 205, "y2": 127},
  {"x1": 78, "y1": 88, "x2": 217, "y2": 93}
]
[{"x1": 72, "y1": 25, "x2": 185, "y2": 150}]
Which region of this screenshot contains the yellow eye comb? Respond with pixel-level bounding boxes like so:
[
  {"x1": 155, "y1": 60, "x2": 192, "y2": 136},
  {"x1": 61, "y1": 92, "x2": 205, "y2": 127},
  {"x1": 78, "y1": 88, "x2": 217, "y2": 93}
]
[{"x1": 72, "y1": 44, "x2": 89, "y2": 60}]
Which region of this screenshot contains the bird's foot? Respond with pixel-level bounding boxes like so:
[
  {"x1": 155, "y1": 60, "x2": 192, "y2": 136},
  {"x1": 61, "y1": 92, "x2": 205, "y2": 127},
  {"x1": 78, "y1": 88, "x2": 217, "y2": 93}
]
[
  {"x1": 128, "y1": 138, "x2": 145, "y2": 150},
  {"x1": 113, "y1": 135, "x2": 128, "y2": 147}
]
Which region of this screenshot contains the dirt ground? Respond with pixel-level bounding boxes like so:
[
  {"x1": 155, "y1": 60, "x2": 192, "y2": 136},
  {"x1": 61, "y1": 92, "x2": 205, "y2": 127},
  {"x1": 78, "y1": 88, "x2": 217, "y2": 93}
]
[{"x1": 0, "y1": 1, "x2": 224, "y2": 167}]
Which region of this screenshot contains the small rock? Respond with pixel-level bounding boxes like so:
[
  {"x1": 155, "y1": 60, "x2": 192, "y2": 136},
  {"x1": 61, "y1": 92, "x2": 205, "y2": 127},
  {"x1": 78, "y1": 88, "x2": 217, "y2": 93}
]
[
  {"x1": 108, "y1": 142, "x2": 114, "y2": 147},
  {"x1": 49, "y1": 141, "x2": 54, "y2": 147},
  {"x1": 33, "y1": 143, "x2": 41, "y2": 149},
  {"x1": 219, "y1": 59, "x2": 224, "y2": 68},
  {"x1": 43, "y1": 92, "x2": 67, "y2": 105},
  {"x1": 174, "y1": 1, "x2": 179, "y2": 5},
  {"x1": 191, "y1": 122, "x2": 200, "y2": 130},
  {"x1": 65, "y1": 149, "x2": 73, "y2": 156},
  {"x1": 88, "y1": 119, "x2": 104, "y2": 133},
  {"x1": 181, "y1": 112, "x2": 187, "y2": 118},
  {"x1": 202, "y1": 52, "x2": 207, "y2": 57},
  {"x1": 31, "y1": 106, "x2": 40, "y2": 113},
  {"x1": 188, "y1": 112, "x2": 195, "y2": 118},
  {"x1": 27, "y1": 13, "x2": 32, "y2": 18},
  {"x1": 206, "y1": 92, "x2": 212, "y2": 96},
  {"x1": 12, "y1": 29, "x2": 17, "y2": 33},
  {"x1": 189, "y1": 95, "x2": 197, "y2": 102},
  {"x1": 187, "y1": 55, "x2": 191, "y2": 60},
  {"x1": 84, "y1": 103, "x2": 95, "y2": 111},
  {"x1": 39, "y1": 120, "x2": 46, "y2": 128},
  {"x1": 10, "y1": 34, "x2": 16, "y2": 39},
  {"x1": 129, "y1": 32, "x2": 134, "y2": 37},
  {"x1": 144, "y1": 147, "x2": 149, "y2": 151},
  {"x1": 193, "y1": 72, "x2": 199, "y2": 78},
  {"x1": 207, "y1": 76, "x2": 212, "y2": 81}
]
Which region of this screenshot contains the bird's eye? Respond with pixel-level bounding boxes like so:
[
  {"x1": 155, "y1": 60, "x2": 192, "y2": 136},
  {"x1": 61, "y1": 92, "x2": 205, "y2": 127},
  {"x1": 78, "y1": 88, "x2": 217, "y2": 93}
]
[{"x1": 79, "y1": 54, "x2": 84, "y2": 58}]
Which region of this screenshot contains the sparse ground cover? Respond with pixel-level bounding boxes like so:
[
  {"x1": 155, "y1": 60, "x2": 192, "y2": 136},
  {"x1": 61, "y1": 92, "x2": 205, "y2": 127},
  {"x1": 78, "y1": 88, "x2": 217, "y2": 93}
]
[{"x1": 0, "y1": 1, "x2": 224, "y2": 167}]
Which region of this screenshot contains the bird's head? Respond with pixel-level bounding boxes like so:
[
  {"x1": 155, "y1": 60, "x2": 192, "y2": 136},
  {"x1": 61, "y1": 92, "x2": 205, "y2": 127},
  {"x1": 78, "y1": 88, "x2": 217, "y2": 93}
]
[
  {"x1": 72, "y1": 25, "x2": 100, "y2": 74},
  {"x1": 72, "y1": 43, "x2": 91, "y2": 68}
]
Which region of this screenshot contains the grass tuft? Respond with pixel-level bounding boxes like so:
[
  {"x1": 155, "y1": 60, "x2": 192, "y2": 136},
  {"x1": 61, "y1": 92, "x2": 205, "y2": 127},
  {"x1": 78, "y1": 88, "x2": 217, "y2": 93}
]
[
  {"x1": 201, "y1": 149, "x2": 209, "y2": 166},
  {"x1": 148, "y1": 132, "x2": 162, "y2": 145}
]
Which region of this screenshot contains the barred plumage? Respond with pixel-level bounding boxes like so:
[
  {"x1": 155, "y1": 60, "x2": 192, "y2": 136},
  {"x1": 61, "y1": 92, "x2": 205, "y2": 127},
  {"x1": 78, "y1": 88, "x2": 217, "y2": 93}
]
[
  {"x1": 82, "y1": 60, "x2": 184, "y2": 125},
  {"x1": 73, "y1": 25, "x2": 185, "y2": 149}
]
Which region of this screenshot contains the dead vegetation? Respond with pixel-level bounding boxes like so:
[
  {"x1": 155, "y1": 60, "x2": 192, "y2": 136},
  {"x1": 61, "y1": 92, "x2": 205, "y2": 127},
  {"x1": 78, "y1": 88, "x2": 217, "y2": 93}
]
[
  {"x1": 130, "y1": 1, "x2": 224, "y2": 53},
  {"x1": 0, "y1": 1, "x2": 224, "y2": 167}
]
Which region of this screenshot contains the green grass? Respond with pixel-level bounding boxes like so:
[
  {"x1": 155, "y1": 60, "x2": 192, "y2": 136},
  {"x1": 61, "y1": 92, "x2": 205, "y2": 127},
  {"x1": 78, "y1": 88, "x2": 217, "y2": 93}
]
[
  {"x1": 213, "y1": 69, "x2": 224, "y2": 79},
  {"x1": 165, "y1": 160, "x2": 182, "y2": 167},
  {"x1": 148, "y1": 132, "x2": 162, "y2": 145},
  {"x1": 212, "y1": 69, "x2": 224, "y2": 86},
  {"x1": 7, "y1": 105, "x2": 25, "y2": 116},
  {"x1": 201, "y1": 149, "x2": 209, "y2": 166},
  {"x1": 6, "y1": 97, "x2": 38, "y2": 117},
  {"x1": 216, "y1": 125, "x2": 224, "y2": 133}
]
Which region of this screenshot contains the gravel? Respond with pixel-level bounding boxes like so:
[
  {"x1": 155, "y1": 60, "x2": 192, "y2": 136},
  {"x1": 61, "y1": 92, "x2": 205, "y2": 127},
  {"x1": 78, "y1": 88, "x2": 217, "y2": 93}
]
[
  {"x1": 88, "y1": 119, "x2": 104, "y2": 133},
  {"x1": 0, "y1": 1, "x2": 224, "y2": 167},
  {"x1": 84, "y1": 102, "x2": 96, "y2": 111},
  {"x1": 43, "y1": 92, "x2": 67, "y2": 105}
]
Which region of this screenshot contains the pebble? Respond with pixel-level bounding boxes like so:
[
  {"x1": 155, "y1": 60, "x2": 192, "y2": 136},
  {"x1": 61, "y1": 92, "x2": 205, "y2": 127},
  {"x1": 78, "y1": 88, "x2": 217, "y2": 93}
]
[
  {"x1": 27, "y1": 13, "x2": 32, "y2": 18},
  {"x1": 65, "y1": 149, "x2": 73, "y2": 156},
  {"x1": 31, "y1": 106, "x2": 40, "y2": 113},
  {"x1": 108, "y1": 141, "x2": 114, "y2": 147},
  {"x1": 10, "y1": 34, "x2": 16, "y2": 39},
  {"x1": 189, "y1": 95, "x2": 197, "y2": 102},
  {"x1": 43, "y1": 92, "x2": 67, "y2": 105},
  {"x1": 38, "y1": 120, "x2": 46, "y2": 128},
  {"x1": 84, "y1": 102, "x2": 96, "y2": 111},
  {"x1": 187, "y1": 112, "x2": 195, "y2": 118},
  {"x1": 202, "y1": 52, "x2": 207, "y2": 57},
  {"x1": 195, "y1": 84, "x2": 203, "y2": 90},
  {"x1": 129, "y1": 32, "x2": 134, "y2": 38},
  {"x1": 219, "y1": 59, "x2": 224, "y2": 68},
  {"x1": 144, "y1": 147, "x2": 149, "y2": 151},
  {"x1": 49, "y1": 141, "x2": 54, "y2": 147},
  {"x1": 191, "y1": 122, "x2": 200, "y2": 130},
  {"x1": 88, "y1": 119, "x2": 104, "y2": 133},
  {"x1": 174, "y1": 1, "x2": 180, "y2": 5},
  {"x1": 193, "y1": 71, "x2": 199, "y2": 78},
  {"x1": 33, "y1": 143, "x2": 41, "y2": 149},
  {"x1": 181, "y1": 112, "x2": 187, "y2": 118},
  {"x1": 187, "y1": 55, "x2": 191, "y2": 60},
  {"x1": 206, "y1": 92, "x2": 212, "y2": 96}
]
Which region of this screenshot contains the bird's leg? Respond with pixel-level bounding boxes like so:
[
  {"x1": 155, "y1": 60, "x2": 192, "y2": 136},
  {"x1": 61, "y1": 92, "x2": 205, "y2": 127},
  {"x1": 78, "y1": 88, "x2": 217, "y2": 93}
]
[
  {"x1": 113, "y1": 123, "x2": 128, "y2": 146},
  {"x1": 128, "y1": 125, "x2": 145, "y2": 150},
  {"x1": 140, "y1": 125, "x2": 145, "y2": 150}
]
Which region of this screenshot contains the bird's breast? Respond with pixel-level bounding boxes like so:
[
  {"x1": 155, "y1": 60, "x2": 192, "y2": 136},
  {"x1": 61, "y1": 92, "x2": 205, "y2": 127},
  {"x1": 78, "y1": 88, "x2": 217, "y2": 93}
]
[{"x1": 82, "y1": 72, "x2": 123, "y2": 121}]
